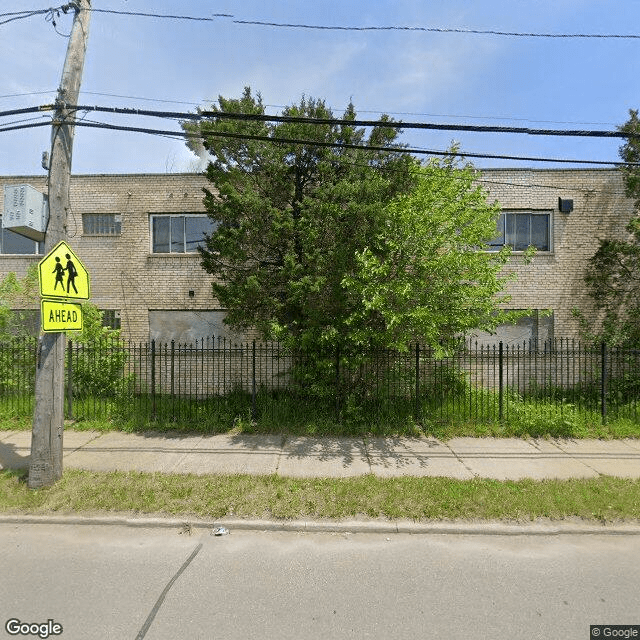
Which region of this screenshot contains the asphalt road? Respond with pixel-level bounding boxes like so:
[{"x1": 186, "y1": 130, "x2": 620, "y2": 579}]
[{"x1": 1, "y1": 523, "x2": 638, "y2": 639}]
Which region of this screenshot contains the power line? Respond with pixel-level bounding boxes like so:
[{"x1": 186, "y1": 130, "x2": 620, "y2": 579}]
[
  {"x1": 61, "y1": 90, "x2": 616, "y2": 127},
  {"x1": 80, "y1": 90, "x2": 203, "y2": 106},
  {"x1": 0, "y1": 90, "x2": 56, "y2": 100},
  {"x1": 1, "y1": 104, "x2": 635, "y2": 167},
  {"x1": 69, "y1": 8, "x2": 640, "y2": 40},
  {"x1": 72, "y1": 91, "x2": 618, "y2": 127},
  {"x1": 5, "y1": 6, "x2": 640, "y2": 44},
  {"x1": 61, "y1": 119, "x2": 640, "y2": 166},
  {"x1": 0, "y1": 114, "x2": 50, "y2": 129},
  {"x1": 0, "y1": 8, "x2": 48, "y2": 26},
  {"x1": 0, "y1": 105, "x2": 54, "y2": 118},
  {"x1": 0, "y1": 3, "x2": 75, "y2": 27},
  {"x1": 0, "y1": 117, "x2": 634, "y2": 192},
  {"x1": 0, "y1": 120, "x2": 50, "y2": 134},
  {"x1": 60, "y1": 104, "x2": 639, "y2": 141},
  {"x1": 232, "y1": 20, "x2": 640, "y2": 39},
  {"x1": 1, "y1": 105, "x2": 634, "y2": 165},
  {"x1": 89, "y1": 8, "x2": 233, "y2": 21}
]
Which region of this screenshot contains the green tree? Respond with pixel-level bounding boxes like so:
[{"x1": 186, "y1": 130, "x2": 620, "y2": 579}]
[
  {"x1": 0, "y1": 266, "x2": 39, "y2": 340},
  {"x1": 0, "y1": 268, "x2": 39, "y2": 394},
  {"x1": 342, "y1": 156, "x2": 518, "y2": 353},
  {"x1": 184, "y1": 87, "x2": 416, "y2": 348},
  {"x1": 578, "y1": 109, "x2": 640, "y2": 347},
  {"x1": 185, "y1": 88, "x2": 517, "y2": 354}
]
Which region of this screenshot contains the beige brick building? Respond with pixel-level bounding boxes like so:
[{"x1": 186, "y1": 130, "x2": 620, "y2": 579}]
[{"x1": 0, "y1": 169, "x2": 635, "y2": 344}]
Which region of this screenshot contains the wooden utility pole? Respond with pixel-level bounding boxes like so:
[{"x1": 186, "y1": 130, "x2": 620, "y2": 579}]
[{"x1": 29, "y1": 0, "x2": 91, "y2": 489}]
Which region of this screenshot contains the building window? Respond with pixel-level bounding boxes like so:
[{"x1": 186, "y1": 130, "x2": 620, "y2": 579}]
[
  {"x1": 487, "y1": 211, "x2": 551, "y2": 252},
  {"x1": 151, "y1": 214, "x2": 215, "y2": 253},
  {"x1": 83, "y1": 214, "x2": 121, "y2": 235},
  {"x1": 0, "y1": 218, "x2": 42, "y2": 254},
  {"x1": 470, "y1": 310, "x2": 554, "y2": 349},
  {"x1": 101, "y1": 310, "x2": 121, "y2": 330}
]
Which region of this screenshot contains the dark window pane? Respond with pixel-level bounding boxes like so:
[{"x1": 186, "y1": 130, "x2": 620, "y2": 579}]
[
  {"x1": 83, "y1": 214, "x2": 121, "y2": 235},
  {"x1": 505, "y1": 214, "x2": 516, "y2": 248},
  {"x1": 1, "y1": 228, "x2": 38, "y2": 254},
  {"x1": 152, "y1": 217, "x2": 170, "y2": 253},
  {"x1": 185, "y1": 216, "x2": 214, "y2": 252},
  {"x1": 171, "y1": 217, "x2": 184, "y2": 253},
  {"x1": 486, "y1": 213, "x2": 505, "y2": 250},
  {"x1": 531, "y1": 214, "x2": 550, "y2": 250},
  {"x1": 514, "y1": 214, "x2": 530, "y2": 251},
  {"x1": 101, "y1": 310, "x2": 121, "y2": 330}
]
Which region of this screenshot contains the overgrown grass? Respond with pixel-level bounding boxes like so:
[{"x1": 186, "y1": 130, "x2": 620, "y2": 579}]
[
  {"x1": 1, "y1": 469, "x2": 639, "y2": 522},
  {"x1": 1, "y1": 386, "x2": 639, "y2": 440}
]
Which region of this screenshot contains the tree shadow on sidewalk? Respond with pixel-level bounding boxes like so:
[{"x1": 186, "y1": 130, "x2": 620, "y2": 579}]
[{"x1": 0, "y1": 440, "x2": 29, "y2": 472}]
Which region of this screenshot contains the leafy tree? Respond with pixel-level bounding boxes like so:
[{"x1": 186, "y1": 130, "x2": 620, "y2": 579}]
[
  {"x1": 0, "y1": 266, "x2": 39, "y2": 340},
  {"x1": 184, "y1": 87, "x2": 415, "y2": 347},
  {"x1": 342, "y1": 156, "x2": 519, "y2": 353},
  {"x1": 578, "y1": 109, "x2": 640, "y2": 347},
  {"x1": 185, "y1": 88, "x2": 518, "y2": 354}
]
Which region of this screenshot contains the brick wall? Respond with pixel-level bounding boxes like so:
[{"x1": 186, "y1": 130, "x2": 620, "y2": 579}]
[
  {"x1": 478, "y1": 168, "x2": 635, "y2": 338},
  {"x1": 0, "y1": 169, "x2": 635, "y2": 342},
  {"x1": 0, "y1": 173, "x2": 218, "y2": 341}
]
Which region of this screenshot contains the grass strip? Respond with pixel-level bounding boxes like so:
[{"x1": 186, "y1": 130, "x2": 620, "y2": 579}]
[{"x1": 1, "y1": 469, "x2": 639, "y2": 523}]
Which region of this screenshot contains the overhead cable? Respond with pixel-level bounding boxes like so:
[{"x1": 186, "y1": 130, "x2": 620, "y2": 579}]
[
  {"x1": 232, "y1": 20, "x2": 640, "y2": 39},
  {"x1": 0, "y1": 105, "x2": 54, "y2": 118},
  {"x1": 54, "y1": 90, "x2": 617, "y2": 126},
  {"x1": 0, "y1": 3, "x2": 76, "y2": 27},
  {"x1": 2, "y1": 107, "x2": 636, "y2": 166},
  {"x1": 5, "y1": 6, "x2": 640, "y2": 40},
  {"x1": 81, "y1": 8, "x2": 640, "y2": 40},
  {"x1": 61, "y1": 104, "x2": 640, "y2": 141},
  {"x1": 89, "y1": 8, "x2": 233, "y2": 21},
  {"x1": 63, "y1": 120, "x2": 640, "y2": 166}
]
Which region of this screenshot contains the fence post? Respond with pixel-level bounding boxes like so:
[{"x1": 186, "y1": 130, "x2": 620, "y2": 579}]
[
  {"x1": 498, "y1": 341, "x2": 504, "y2": 422},
  {"x1": 335, "y1": 343, "x2": 341, "y2": 417},
  {"x1": 251, "y1": 340, "x2": 257, "y2": 421},
  {"x1": 66, "y1": 339, "x2": 73, "y2": 420},
  {"x1": 150, "y1": 340, "x2": 156, "y2": 421},
  {"x1": 601, "y1": 341, "x2": 607, "y2": 425},
  {"x1": 415, "y1": 343, "x2": 420, "y2": 421},
  {"x1": 170, "y1": 339, "x2": 175, "y2": 399}
]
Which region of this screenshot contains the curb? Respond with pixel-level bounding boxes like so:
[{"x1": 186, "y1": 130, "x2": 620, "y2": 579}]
[{"x1": 1, "y1": 514, "x2": 640, "y2": 535}]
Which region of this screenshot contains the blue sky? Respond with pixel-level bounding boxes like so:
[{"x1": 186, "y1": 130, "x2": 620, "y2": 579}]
[{"x1": 2, "y1": 0, "x2": 640, "y2": 176}]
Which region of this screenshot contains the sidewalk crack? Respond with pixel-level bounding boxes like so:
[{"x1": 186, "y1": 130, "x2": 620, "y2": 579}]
[{"x1": 441, "y1": 440, "x2": 478, "y2": 478}]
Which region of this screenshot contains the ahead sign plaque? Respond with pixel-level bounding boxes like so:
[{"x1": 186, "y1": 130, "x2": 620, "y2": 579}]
[{"x1": 41, "y1": 299, "x2": 83, "y2": 332}]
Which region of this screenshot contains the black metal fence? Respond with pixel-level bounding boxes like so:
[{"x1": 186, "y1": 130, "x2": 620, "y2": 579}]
[{"x1": 1, "y1": 337, "x2": 639, "y2": 427}]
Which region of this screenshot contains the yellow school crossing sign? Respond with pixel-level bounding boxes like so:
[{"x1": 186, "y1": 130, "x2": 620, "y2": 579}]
[
  {"x1": 38, "y1": 241, "x2": 90, "y2": 332},
  {"x1": 39, "y1": 241, "x2": 90, "y2": 300}
]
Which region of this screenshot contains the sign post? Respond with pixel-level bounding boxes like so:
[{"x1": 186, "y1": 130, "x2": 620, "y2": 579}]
[
  {"x1": 29, "y1": 0, "x2": 91, "y2": 490},
  {"x1": 29, "y1": 241, "x2": 90, "y2": 488}
]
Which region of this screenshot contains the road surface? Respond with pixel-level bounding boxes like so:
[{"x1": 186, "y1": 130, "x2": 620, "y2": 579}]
[{"x1": 1, "y1": 522, "x2": 638, "y2": 639}]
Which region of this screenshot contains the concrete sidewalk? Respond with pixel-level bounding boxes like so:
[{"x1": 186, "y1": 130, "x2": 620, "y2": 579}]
[{"x1": 2, "y1": 430, "x2": 640, "y2": 479}]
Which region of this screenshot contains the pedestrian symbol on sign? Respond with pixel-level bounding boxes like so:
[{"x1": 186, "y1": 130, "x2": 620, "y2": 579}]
[
  {"x1": 52, "y1": 257, "x2": 65, "y2": 291},
  {"x1": 65, "y1": 253, "x2": 78, "y2": 294}
]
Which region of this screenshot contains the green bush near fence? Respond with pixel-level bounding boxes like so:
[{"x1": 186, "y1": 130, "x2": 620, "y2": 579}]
[{"x1": 0, "y1": 336, "x2": 639, "y2": 438}]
